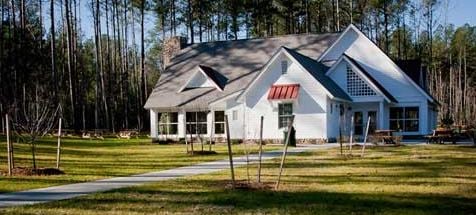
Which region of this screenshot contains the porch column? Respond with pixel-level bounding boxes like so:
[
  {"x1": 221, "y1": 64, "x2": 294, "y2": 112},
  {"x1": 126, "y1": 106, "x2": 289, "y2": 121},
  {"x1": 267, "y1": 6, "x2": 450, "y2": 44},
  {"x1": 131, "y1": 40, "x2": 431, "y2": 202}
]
[
  {"x1": 150, "y1": 109, "x2": 158, "y2": 139},
  {"x1": 379, "y1": 101, "x2": 385, "y2": 129},
  {"x1": 178, "y1": 110, "x2": 186, "y2": 139},
  {"x1": 207, "y1": 110, "x2": 213, "y2": 136}
]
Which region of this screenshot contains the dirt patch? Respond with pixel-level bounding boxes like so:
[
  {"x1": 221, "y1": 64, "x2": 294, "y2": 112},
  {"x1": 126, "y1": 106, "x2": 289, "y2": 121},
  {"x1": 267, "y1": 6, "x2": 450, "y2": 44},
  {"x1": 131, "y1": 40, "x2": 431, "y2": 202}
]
[
  {"x1": 187, "y1": 150, "x2": 218, "y2": 156},
  {"x1": 1, "y1": 167, "x2": 64, "y2": 176},
  {"x1": 223, "y1": 180, "x2": 274, "y2": 191}
]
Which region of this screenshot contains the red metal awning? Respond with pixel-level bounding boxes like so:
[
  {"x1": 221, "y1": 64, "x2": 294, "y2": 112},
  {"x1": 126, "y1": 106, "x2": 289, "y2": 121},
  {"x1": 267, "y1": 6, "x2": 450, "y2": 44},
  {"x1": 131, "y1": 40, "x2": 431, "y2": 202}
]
[{"x1": 267, "y1": 84, "x2": 300, "y2": 100}]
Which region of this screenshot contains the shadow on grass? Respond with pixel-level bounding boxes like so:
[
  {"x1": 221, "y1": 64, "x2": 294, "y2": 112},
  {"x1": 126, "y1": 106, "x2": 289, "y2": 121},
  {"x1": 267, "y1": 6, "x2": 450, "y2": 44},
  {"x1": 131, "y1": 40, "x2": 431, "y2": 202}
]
[{"x1": 18, "y1": 180, "x2": 475, "y2": 215}]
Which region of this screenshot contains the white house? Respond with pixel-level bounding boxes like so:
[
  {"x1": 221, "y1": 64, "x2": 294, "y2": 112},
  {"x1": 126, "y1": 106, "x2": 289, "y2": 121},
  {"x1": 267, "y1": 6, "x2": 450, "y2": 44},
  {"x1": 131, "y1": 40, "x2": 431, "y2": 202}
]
[{"x1": 144, "y1": 24, "x2": 439, "y2": 143}]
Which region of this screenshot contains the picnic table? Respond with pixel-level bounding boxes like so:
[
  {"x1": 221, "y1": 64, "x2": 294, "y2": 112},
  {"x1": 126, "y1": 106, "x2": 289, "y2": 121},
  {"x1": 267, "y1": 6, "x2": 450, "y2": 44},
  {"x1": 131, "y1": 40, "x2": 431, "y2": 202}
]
[
  {"x1": 374, "y1": 130, "x2": 396, "y2": 144},
  {"x1": 425, "y1": 128, "x2": 456, "y2": 144},
  {"x1": 118, "y1": 130, "x2": 139, "y2": 139}
]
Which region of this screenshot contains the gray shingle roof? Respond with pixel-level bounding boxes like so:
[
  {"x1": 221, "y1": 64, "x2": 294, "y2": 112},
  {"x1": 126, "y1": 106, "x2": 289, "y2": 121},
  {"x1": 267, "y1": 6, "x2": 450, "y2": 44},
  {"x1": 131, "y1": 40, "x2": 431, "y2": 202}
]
[
  {"x1": 283, "y1": 47, "x2": 352, "y2": 101},
  {"x1": 145, "y1": 33, "x2": 340, "y2": 109}
]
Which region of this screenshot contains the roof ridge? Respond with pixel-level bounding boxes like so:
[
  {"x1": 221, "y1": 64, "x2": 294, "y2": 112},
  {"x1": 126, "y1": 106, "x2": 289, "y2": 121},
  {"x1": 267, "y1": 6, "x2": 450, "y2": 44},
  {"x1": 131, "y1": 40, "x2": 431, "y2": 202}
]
[{"x1": 183, "y1": 33, "x2": 340, "y2": 50}]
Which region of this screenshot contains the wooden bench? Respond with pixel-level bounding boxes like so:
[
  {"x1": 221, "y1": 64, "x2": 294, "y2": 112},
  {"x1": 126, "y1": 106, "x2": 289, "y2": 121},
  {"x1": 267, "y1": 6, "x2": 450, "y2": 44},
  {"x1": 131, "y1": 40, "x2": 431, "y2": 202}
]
[
  {"x1": 425, "y1": 129, "x2": 456, "y2": 144},
  {"x1": 374, "y1": 130, "x2": 397, "y2": 144}
]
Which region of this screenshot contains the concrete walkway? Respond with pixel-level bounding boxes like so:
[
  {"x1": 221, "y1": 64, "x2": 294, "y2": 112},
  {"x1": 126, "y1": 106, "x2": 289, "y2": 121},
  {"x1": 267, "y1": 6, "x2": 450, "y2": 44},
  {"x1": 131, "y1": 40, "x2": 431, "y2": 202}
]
[{"x1": 0, "y1": 143, "x2": 338, "y2": 208}]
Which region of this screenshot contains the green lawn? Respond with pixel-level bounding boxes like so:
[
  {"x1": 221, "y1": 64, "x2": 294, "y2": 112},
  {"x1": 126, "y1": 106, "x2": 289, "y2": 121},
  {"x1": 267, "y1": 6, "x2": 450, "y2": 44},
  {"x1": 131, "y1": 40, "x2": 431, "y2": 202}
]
[
  {"x1": 0, "y1": 137, "x2": 277, "y2": 193},
  {"x1": 2, "y1": 144, "x2": 475, "y2": 215}
]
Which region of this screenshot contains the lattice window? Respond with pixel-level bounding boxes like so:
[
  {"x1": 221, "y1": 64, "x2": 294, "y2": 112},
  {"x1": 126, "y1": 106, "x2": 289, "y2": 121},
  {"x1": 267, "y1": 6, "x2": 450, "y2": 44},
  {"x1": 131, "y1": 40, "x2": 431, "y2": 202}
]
[{"x1": 346, "y1": 65, "x2": 377, "y2": 96}]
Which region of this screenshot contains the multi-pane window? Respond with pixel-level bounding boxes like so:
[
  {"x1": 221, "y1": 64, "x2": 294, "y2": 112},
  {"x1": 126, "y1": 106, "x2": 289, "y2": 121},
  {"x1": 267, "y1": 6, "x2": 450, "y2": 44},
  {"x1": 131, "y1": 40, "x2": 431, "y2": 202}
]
[
  {"x1": 186, "y1": 112, "x2": 208, "y2": 134},
  {"x1": 281, "y1": 60, "x2": 288, "y2": 74},
  {"x1": 278, "y1": 103, "x2": 293, "y2": 128},
  {"x1": 390, "y1": 107, "x2": 419, "y2": 132},
  {"x1": 214, "y1": 111, "x2": 225, "y2": 134},
  {"x1": 346, "y1": 65, "x2": 377, "y2": 96},
  {"x1": 158, "y1": 112, "x2": 178, "y2": 135}
]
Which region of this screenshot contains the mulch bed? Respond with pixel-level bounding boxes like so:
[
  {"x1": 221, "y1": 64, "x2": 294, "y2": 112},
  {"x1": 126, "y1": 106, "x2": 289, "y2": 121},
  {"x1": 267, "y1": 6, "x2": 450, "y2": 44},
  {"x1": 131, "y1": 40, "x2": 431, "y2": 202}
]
[
  {"x1": 224, "y1": 180, "x2": 274, "y2": 191},
  {"x1": 0, "y1": 167, "x2": 64, "y2": 176}
]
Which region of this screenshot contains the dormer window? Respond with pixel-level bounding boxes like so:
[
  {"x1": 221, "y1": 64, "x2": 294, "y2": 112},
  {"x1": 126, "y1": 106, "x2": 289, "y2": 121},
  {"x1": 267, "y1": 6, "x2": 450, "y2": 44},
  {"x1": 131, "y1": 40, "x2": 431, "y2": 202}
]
[
  {"x1": 178, "y1": 65, "x2": 228, "y2": 92},
  {"x1": 281, "y1": 60, "x2": 288, "y2": 74}
]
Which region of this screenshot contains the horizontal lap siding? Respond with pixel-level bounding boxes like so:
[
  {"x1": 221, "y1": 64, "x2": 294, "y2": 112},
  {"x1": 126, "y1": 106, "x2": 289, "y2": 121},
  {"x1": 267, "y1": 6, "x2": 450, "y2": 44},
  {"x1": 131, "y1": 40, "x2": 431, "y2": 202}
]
[{"x1": 245, "y1": 53, "x2": 329, "y2": 140}]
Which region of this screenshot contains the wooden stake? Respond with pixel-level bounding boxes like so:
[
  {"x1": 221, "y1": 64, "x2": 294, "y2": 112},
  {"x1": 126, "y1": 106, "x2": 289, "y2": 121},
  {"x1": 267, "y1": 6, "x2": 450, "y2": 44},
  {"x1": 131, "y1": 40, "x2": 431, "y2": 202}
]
[
  {"x1": 209, "y1": 116, "x2": 213, "y2": 152},
  {"x1": 257, "y1": 116, "x2": 264, "y2": 183},
  {"x1": 244, "y1": 136, "x2": 250, "y2": 184},
  {"x1": 6, "y1": 114, "x2": 12, "y2": 176},
  {"x1": 275, "y1": 115, "x2": 295, "y2": 190},
  {"x1": 184, "y1": 118, "x2": 189, "y2": 153},
  {"x1": 56, "y1": 118, "x2": 62, "y2": 169},
  {"x1": 225, "y1": 115, "x2": 235, "y2": 188},
  {"x1": 349, "y1": 115, "x2": 354, "y2": 155},
  {"x1": 361, "y1": 116, "x2": 371, "y2": 157}
]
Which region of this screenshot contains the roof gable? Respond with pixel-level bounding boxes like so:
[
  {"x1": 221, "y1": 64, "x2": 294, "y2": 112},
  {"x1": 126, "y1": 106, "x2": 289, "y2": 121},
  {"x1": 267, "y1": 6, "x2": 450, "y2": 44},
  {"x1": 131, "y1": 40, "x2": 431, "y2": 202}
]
[
  {"x1": 238, "y1": 47, "x2": 351, "y2": 102},
  {"x1": 318, "y1": 24, "x2": 435, "y2": 103},
  {"x1": 178, "y1": 65, "x2": 228, "y2": 92}
]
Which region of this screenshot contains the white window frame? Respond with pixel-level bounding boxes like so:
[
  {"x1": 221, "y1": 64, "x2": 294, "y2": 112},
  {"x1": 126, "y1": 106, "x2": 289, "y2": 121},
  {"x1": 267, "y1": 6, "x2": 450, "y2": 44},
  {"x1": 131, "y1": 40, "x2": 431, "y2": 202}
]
[
  {"x1": 186, "y1": 111, "x2": 208, "y2": 134},
  {"x1": 158, "y1": 112, "x2": 178, "y2": 135},
  {"x1": 214, "y1": 111, "x2": 225, "y2": 134},
  {"x1": 278, "y1": 103, "x2": 293, "y2": 129}
]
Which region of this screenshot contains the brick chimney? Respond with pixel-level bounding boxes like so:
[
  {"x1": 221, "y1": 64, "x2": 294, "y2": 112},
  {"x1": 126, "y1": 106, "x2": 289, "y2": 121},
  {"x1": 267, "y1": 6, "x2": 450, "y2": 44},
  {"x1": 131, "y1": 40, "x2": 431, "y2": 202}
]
[{"x1": 163, "y1": 36, "x2": 187, "y2": 67}]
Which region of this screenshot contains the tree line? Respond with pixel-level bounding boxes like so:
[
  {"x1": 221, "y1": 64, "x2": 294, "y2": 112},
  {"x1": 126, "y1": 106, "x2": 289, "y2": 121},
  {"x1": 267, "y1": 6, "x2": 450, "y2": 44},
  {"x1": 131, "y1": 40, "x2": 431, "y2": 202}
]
[{"x1": 0, "y1": 0, "x2": 475, "y2": 133}]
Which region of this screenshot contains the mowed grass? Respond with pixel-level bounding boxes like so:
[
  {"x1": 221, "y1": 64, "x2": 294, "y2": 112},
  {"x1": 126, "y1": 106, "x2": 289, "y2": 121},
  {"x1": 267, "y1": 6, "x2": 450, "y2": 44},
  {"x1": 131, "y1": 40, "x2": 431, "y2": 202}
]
[
  {"x1": 2, "y1": 144, "x2": 476, "y2": 215},
  {"x1": 0, "y1": 136, "x2": 278, "y2": 193}
]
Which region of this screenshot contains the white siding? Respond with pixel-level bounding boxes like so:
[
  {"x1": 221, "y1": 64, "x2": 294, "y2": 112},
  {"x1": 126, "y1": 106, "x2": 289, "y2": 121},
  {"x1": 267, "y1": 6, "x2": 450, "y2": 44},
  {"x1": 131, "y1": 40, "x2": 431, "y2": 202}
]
[
  {"x1": 225, "y1": 100, "x2": 245, "y2": 139},
  {"x1": 326, "y1": 99, "x2": 341, "y2": 139},
  {"x1": 187, "y1": 72, "x2": 215, "y2": 88},
  {"x1": 322, "y1": 26, "x2": 428, "y2": 101},
  {"x1": 243, "y1": 53, "x2": 330, "y2": 140}
]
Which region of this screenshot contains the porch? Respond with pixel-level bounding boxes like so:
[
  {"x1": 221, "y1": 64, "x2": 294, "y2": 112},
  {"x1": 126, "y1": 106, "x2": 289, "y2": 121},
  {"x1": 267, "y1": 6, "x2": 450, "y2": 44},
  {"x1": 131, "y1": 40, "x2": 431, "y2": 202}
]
[{"x1": 149, "y1": 109, "x2": 231, "y2": 142}]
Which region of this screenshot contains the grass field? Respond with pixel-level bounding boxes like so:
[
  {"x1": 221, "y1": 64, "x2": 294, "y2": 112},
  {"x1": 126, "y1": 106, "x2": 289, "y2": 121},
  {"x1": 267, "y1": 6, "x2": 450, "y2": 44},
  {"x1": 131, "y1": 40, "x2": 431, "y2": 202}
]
[
  {"x1": 2, "y1": 144, "x2": 475, "y2": 214},
  {"x1": 0, "y1": 137, "x2": 277, "y2": 193}
]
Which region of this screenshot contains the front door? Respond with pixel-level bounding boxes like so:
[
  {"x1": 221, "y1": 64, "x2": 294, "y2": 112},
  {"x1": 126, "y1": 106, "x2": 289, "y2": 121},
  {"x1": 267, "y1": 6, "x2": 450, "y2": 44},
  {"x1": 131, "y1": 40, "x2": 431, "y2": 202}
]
[
  {"x1": 367, "y1": 111, "x2": 377, "y2": 134},
  {"x1": 353, "y1": 111, "x2": 378, "y2": 136}
]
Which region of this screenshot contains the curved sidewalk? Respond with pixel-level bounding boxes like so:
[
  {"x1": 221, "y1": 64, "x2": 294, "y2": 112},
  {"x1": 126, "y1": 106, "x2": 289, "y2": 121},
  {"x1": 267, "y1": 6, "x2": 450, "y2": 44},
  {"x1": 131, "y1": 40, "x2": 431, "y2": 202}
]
[{"x1": 0, "y1": 143, "x2": 338, "y2": 208}]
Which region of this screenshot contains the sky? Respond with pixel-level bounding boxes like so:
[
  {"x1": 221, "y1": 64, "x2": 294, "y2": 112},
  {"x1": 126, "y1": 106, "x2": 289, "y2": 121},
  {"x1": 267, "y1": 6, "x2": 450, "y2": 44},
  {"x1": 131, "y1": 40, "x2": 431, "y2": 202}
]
[
  {"x1": 43, "y1": 0, "x2": 476, "y2": 42},
  {"x1": 445, "y1": 0, "x2": 476, "y2": 27}
]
